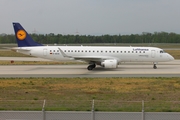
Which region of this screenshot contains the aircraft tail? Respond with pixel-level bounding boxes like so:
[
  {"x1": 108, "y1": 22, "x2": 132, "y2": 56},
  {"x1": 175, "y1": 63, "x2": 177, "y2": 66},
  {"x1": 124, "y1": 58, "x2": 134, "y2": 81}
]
[{"x1": 13, "y1": 22, "x2": 43, "y2": 47}]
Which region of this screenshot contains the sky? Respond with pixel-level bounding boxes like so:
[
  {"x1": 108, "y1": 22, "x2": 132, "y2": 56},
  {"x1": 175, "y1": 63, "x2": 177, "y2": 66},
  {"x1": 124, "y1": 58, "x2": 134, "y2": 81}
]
[{"x1": 1, "y1": 0, "x2": 180, "y2": 35}]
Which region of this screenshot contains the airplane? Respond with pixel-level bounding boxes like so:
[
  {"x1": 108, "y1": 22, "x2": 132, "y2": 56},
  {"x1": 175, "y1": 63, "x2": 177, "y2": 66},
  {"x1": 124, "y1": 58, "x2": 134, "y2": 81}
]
[{"x1": 11, "y1": 22, "x2": 174, "y2": 70}]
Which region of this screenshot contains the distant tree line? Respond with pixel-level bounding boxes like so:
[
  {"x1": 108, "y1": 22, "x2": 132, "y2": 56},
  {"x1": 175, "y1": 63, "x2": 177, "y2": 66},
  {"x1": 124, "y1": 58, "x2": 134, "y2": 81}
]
[{"x1": 0, "y1": 32, "x2": 180, "y2": 44}]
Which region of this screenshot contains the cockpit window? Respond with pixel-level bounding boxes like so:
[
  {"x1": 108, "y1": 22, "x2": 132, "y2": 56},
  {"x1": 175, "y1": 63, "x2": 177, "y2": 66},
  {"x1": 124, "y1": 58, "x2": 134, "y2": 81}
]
[{"x1": 160, "y1": 50, "x2": 165, "y2": 53}]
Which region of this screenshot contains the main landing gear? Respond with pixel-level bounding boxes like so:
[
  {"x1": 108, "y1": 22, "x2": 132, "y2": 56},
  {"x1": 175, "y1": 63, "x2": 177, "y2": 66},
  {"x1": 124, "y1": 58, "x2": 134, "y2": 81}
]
[
  {"x1": 153, "y1": 62, "x2": 157, "y2": 69},
  {"x1": 87, "y1": 64, "x2": 96, "y2": 70}
]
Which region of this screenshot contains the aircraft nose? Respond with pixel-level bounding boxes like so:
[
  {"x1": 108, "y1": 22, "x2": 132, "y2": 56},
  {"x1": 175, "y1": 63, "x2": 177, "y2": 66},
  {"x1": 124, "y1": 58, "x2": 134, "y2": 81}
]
[{"x1": 168, "y1": 54, "x2": 174, "y2": 61}]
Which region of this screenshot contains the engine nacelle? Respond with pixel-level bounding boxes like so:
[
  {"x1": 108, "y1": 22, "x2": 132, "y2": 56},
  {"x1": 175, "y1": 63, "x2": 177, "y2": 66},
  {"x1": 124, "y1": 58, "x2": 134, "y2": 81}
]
[{"x1": 101, "y1": 59, "x2": 118, "y2": 68}]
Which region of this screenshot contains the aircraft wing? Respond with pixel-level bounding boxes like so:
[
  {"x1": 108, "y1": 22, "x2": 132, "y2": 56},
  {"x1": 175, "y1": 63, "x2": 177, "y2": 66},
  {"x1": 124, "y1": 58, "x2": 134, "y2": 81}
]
[
  {"x1": 73, "y1": 56, "x2": 117, "y2": 62},
  {"x1": 58, "y1": 47, "x2": 120, "y2": 63}
]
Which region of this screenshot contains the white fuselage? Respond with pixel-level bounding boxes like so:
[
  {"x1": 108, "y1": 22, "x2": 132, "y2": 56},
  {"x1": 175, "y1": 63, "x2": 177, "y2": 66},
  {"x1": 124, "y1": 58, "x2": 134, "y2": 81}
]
[{"x1": 15, "y1": 46, "x2": 174, "y2": 63}]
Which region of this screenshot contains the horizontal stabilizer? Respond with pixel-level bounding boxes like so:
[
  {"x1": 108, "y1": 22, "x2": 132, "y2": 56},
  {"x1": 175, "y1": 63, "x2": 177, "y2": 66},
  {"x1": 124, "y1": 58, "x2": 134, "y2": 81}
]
[{"x1": 11, "y1": 47, "x2": 31, "y2": 52}]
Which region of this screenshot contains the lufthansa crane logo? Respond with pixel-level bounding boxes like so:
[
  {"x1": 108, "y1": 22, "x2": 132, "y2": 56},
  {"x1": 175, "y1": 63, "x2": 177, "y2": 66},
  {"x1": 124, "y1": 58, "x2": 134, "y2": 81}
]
[{"x1": 17, "y1": 30, "x2": 26, "y2": 40}]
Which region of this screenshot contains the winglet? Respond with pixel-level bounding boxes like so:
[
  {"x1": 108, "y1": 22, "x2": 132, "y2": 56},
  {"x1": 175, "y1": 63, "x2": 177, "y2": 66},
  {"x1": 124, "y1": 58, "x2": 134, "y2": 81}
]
[
  {"x1": 58, "y1": 47, "x2": 71, "y2": 58},
  {"x1": 13, "y1": 22, "x2": 43, "y2": 47}
]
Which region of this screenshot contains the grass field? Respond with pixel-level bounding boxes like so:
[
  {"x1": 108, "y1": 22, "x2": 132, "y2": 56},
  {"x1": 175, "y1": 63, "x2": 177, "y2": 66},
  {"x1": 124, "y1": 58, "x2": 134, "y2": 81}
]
[
  {"x1": 0, "y1": 60, "x2": 85, "y2": 65},
  {"x1": 165, "y1": 50, "x2": 180, "y2": 59},
  {"x1": 1, "y1": 77, "x2": 180, "y2": 111}
]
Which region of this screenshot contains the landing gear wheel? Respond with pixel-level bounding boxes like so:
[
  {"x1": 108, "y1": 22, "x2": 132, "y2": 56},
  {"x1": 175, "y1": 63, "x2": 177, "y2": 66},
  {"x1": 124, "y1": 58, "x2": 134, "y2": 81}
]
[
  {"x1": 87, "y1": 64, "x2": 96, "y2": 70},
  {"x1": 92, "y1": 64, "x2": 96, "y2": 68},
  {"x1": 87, "y1": 65, "x2": 93, "y2": 70},
  {"x1": 153, "y1": 64, "x2": 157, "y2": 69}
]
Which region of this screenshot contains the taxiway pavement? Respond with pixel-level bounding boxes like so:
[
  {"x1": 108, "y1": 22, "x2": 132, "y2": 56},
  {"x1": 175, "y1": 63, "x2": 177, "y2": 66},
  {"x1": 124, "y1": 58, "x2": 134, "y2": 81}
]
[{"x1": 0, "y1": 60, "x2": 179, "y2": 78}]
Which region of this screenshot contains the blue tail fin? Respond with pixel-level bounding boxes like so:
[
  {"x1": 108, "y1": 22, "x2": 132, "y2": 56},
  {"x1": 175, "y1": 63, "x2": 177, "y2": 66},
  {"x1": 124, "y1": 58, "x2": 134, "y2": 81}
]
[{"x1": 13, "y1": 22, "x2": 43, "y2": 47}]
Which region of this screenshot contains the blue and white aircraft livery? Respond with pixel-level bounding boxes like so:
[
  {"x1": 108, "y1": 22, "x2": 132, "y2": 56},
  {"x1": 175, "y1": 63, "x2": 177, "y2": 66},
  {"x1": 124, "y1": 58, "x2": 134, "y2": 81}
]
[{"x1": 12, "y1": 23, "x2": 174, "y2": 70}]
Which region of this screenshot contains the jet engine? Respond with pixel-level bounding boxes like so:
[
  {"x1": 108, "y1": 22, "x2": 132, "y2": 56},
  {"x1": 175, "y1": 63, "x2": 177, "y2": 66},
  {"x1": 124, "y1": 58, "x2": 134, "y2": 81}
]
[{"x1": 101, "y1": 59, "x2": 118, "y2": 68}]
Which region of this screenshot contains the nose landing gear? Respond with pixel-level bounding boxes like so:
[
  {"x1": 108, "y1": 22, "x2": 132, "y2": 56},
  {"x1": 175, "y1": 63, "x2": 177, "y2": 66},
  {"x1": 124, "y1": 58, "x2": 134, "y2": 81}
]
[{"x1": 153, "y1": 62, "x2": 157, "y2": 69}]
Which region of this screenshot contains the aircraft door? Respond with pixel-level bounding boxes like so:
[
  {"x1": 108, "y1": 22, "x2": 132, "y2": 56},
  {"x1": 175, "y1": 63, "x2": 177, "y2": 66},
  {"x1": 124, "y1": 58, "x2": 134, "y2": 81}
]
[
  {"x1": 151, "y1": 50, "x2": 156, "y2": 58},
  {"x1": 43, "y1": 49, "x2": 47, "y2": 56}
]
